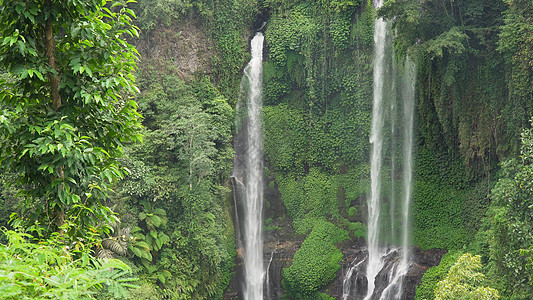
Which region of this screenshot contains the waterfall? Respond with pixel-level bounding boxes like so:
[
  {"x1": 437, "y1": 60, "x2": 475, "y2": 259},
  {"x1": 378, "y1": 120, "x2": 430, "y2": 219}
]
[
  {"x1": 342, "y1": 258, "x2": 366, "y2": 300},
  {"x1": 401, "y1": 56, "x2": 416, "y2": 273},
  {"x1": 365, "y1": 0, "x2": 388, "y2": 297},
  {"x1": 374, "y1": 55, "x2": 416, "y2": 300},
  {"x1": 363, "y1": 0, "x2": 416, "y2": 298},
  {"x1": 238, "y1": 32, "x2": 265, "y2": 300},
  {"x1": 265, "y1": 250, "x2": 275, "y2": 300}
]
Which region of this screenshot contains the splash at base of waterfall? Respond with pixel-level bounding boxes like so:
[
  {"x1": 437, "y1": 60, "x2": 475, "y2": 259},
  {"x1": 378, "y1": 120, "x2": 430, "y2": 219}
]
[{"x1": 343, "y1": 247, "x2": 411, "y2": 300}]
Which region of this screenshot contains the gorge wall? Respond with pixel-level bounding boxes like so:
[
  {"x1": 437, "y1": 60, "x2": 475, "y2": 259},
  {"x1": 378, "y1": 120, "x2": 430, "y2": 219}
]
[{"x1": 126, "y1": 0, "x2": 533, "y2": 298}]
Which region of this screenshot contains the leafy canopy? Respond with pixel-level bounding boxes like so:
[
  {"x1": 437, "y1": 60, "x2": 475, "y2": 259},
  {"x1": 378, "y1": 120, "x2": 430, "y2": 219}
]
[
  {"x1": 435, "y1": 253, "x2": 499, "y2": 300},
  {"x1": 0, "y1": 0, "x2": 142, "y2": 238}
]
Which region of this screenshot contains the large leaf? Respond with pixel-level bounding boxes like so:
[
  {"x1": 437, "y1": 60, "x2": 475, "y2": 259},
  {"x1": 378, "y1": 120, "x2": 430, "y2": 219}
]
[
  {"x1": 153, "y1": 208, "x2": 166, "y2": 216},
  {"x1": 138, "y1": 212, "x2": 147, "y2": 221},
  {"x1": 149, "y1": 214, "x2": 162, "y2": 227}
]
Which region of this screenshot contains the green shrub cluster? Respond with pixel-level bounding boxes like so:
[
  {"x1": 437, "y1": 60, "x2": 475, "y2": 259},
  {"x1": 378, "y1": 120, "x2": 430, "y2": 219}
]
[
  {"x1": 275, "y1": 166, "x2": 368, "y2": 235},
  {"x1": 0, "y1": 228, "x2": 137, "y2": 299},
  {"x1": 413, "y1": 180, "x2": 468, "y2": 250},
  {"x1": 277, "y1": 169, "x2": 339, "y2": 234},
  {"x1": 412, "y1": 146, "x2": 474, "y2": 250},
  {"x1": 434, "y1": 253, "x2": 500, "y2": 300},
  {"x1": 282, "y1": 221, "x2": 348, "y2": 298},
  {"x1": 415, "y1": 250, "x2": 464, "y2": 300}
]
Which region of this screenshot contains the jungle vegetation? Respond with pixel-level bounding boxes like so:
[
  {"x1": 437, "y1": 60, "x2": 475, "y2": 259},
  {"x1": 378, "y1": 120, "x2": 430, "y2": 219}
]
[{"x1": 0, "y1": 0, "x2": 532, "y2": 299}]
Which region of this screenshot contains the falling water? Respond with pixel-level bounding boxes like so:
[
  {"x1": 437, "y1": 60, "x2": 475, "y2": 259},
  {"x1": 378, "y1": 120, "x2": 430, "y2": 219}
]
[
  {"x1": 365, "y1": 0, "x2": 388, "y2": 298},
  {"x1": 240, "y1": 32, "x2": 265, "y2": 300},
  {"x1": 390, "y1": 60, "x2": 398, "y2": 238},
  {"x1": 375, "y1": 57, "x2": 416, "y2": 300},
  {"x1": 342, "y1": 258, "x2": 366, "y2": 300},
  {"x1": 265, "y1": 251, "x2": 275, "y2": 300},
  {"x1": 401, "y1": 57, "x2": 416, "y2": 276},
  {"x1": 363, "y1": 0, "x2": 416, "y2": 298},
  {"x1": 230, "y1": 176, "x2": 245, "y2": 254}
]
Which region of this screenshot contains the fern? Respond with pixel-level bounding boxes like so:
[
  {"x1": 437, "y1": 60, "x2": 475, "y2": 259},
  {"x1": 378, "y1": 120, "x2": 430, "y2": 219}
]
[
  {"x1": 98, "y1": 262, "x2": 139, "y2": 299},
  {"x1": 102, "y1": 238, "x2": 128, "y2": 256},
  {"x1": 97, "y1": 248, "x2": 116, "y2": 259}
]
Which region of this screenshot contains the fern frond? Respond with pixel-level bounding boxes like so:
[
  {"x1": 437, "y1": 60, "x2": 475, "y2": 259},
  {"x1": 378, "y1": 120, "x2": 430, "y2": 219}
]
[
  {"x1": 97, "y1": 248, "x2": 116, "y2": 259},
  {"x1": 102, "y1": 238, "x2": 128, "y2": 256}
]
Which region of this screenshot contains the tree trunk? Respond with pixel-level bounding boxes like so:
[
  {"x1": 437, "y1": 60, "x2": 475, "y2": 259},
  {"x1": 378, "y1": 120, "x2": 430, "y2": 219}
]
[
  {"x1": 44, "y1": 2, "x2": 64, "y2": 229},
  {"x1": 44, "y1": 2, "x2": 62, "y2": 111}
]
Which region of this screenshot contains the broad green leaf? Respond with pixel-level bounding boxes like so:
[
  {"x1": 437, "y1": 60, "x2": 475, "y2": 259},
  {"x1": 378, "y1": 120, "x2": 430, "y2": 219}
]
[{"x1": 138, "y1": 212, "x2": 146, "y2": 221}]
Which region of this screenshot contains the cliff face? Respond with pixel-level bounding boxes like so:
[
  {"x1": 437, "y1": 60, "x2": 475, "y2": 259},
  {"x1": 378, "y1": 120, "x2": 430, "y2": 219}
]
[
  {"x1": 134, "y1": 14, "x2": 214, "y2": 80},
  {"x1": 134, "y1": 2, "x2": 434, "y2": 298}
]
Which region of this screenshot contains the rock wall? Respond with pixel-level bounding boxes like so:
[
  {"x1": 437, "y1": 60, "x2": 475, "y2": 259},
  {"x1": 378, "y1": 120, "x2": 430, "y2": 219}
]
[{"x1": 134, "y1": 13, "x2": 214, "y2": 80}]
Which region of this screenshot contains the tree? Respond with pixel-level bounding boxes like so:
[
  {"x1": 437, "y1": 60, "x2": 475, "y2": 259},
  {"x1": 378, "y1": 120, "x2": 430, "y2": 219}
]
[
  {"x1": 166, "y1": 103, "x2": 216, "y2": 190},
  {"x1": 0, "y1": 0, "x2": 142, "y2": 238},
  {"x1": 487, "y1": 118, "x2": 533, "y2": 297},
  {"x1": 435, "y1": 253, "x2": 499, "y2": 300}
]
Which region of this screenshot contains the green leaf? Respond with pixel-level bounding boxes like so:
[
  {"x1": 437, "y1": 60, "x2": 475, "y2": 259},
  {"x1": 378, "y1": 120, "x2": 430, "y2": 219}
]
[
  {"x1": 134, "y1": 241, "x2": 150, "y2": 252},
  {"x1": 99, "y1": 259, "x2": 130, "y2": 271},
  {"x1": 140, "y1": 258, "x2": 151, "y2": 269},
  {"x1": 150, "y1": 215, "x2": 162, "y2": 227},
  {"x1": 17, "y1": 40, "x2": 26, "y2": 55},
  {"x1": 153, "y1": 208, "x2": 166, "y2": 216},
  {"x1": 129, "y1": 244, "x2": 142, "y2": 258},
  {"x1": 34, "y1": 70, "x2": 44, "y2": 81},
  {"x1": 138, "y1": 212, "x2": 146, "y2": 221}
]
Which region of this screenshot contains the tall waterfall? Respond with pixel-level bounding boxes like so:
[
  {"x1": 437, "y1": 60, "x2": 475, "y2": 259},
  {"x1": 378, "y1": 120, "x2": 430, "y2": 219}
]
[
  {"x1": 362, "y1": 0, "x2": 417, "y2": 298},
  {"x1": 237, "y1": 32, "x2": 265, "y2": 300},
  {"x1": 365, "y1": 0, "x2": 388, "y2": 297},
  {"x1": 378, "y1": 57, "x2": 416, "y2": 299},
  {"x1": 399, "y1": 57, "x2": 416, "y2": 293}
]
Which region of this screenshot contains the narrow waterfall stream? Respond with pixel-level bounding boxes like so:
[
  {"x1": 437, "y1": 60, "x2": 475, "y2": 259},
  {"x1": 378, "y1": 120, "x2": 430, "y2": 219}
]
[
  {"x1": 361, "y1": 1, "x2": 417, "y2": 298},
  {"x1": 240, "y1": 32, "x2": 265, "y2": 300},
  {"x1": 365, "y1": 0, "x2": 388, "y2": 297},
  {"x1": 265, "y1": 251, "x2": 274, "y2": 300}
]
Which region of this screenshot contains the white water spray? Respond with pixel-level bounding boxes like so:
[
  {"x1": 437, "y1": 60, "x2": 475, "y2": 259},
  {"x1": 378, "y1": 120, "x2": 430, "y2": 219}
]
[
  {"x1": 342, "y1": 258, "x2": 366, "y2": 300},
  {"x1": 241, "y1": 33, "x2": 265, "y2": 300}
]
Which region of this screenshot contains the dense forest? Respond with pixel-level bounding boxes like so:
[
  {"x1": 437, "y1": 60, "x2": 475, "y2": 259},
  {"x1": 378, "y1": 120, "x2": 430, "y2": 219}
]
[{"x1": 0, "y1": 0, "x2": 531, "y2": 299}]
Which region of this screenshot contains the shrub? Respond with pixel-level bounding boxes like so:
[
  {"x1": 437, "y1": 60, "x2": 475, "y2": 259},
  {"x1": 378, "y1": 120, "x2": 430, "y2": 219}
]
[
  {"x1": 415, "y1": 250, "x2": 463, "y2": 300},
  {"x1": 282, "y1": 221, "x2": 348, "y2": 298},
  {"x1": 0, "y1": 228, "x2": 137, "y2": 299}
]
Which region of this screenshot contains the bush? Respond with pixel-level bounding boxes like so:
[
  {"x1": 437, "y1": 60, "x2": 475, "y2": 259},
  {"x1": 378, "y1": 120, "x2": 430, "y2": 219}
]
[
  {"x1": 413, "y1": 180, "x2": 469, "y2": 250},
  {"x1": 0, "y1": 228, "x2": 137, "y2": 299},
  {"x1": 415, "y1": 250, "x2": 463, "y2": 300},
  {"x1": 282, "y1": 221, "x2": 348, "y2": 298},
  {"x1": 277, "y1": 169, "x2": 339, "y2": 234},
  {"x1": 434, "y1": 253, "x2": 499, "y2": 300}
]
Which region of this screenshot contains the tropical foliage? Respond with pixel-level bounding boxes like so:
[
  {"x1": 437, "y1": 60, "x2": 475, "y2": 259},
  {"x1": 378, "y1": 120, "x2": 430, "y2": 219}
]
[
  {"x1": 0, "y1": 0, "x2": 532, "y2": 299},
  {"x1": 0, "y1": 227, "x2": 137, "y2": 299},
  {"x1": 0, "y1": 0, "x2": 142, "y2": 239}
]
